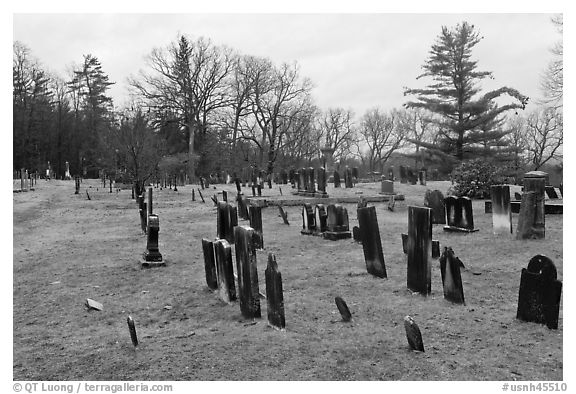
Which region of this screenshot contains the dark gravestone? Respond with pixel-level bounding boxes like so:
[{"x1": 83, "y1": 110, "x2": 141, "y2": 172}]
[
  {"x1": 142, "y1": 214, "x2": 164, "y2": 267},
  {"x1": 351, "y1": 167, "x2": 359, "y2": 183},
  {"x1": 74, "y1": 176, "x2": 80, "y2": 194},
  {"x1": 280, "y1": 169, "x2": 288, "y2": 184},
  {"x1": 301, "y1": 204, "x2": 316, "y2": 235},
  {"x1": 387, "y1": 167, "x2": 394, "y2": 181},
  {"x1": 147, "y1": 188, "x2": 153, "y2": 217},
  {"x1": 335, "y1": 296, "x2": 352, "y2": 322},
  {"x1": 213, "y1": 239, "x2": 237, "y2": 303},
  {"x1": 235, "y1": 179, "x2": 242, "y2": 194},
  {"x1": 289, "y1": 169, "x2": 296, "y2": 186},
  {"x1": 307, "y1": 167, "x2": 316, "y2": 193},
  {"x1": 324, "y1": 204, "x2": 352, "y2": 240},
  {"x1": 192, "y1": 189, "x2": 195, "y2": 201},
  {"x1": 139, "y1": 201, "x2": 147, "y2": 234},
  {"x1": 399, "y1": 166, "x2": 407, "y2": 184},
  {"x1": 357, "y1": 206, "x2": 387, "y2": 278},
  {"x1": 521, "y1": 172, "x2": 546, "y2": 239},
  {"x1": 249, "y1": 205, "x2": 264, "y2": 249},
  {"x1": 404, "y1": 316, "x2": 424, "y2": 352},
  {"x1": 407, "y1": 206, "x2": 432, "y2": 295},
  {"x1": 278, "y1": 205, "x2": 290, "y2": 225},
  {"x1": 202, "y1": 238, "x2": 218, "y2": 290},
  {"x1": 423, "y1": 190, "x2": 446, "y2": 224},
  {"x1": 315, "y1": 204, "x2": 328, "y2": 233},
  {"x1": 352, "y1": 226, "x2": 362, "y2": 243},
  {"x1": 333, "y1": 171, "x2": 341, "y2": 188},
  {"x1": 127, "y1": 316, "x2": 138, "y2": 347},
  {"x1": 265, "y1": 253, "x2": 286, "y2": 329},
  {"x1": 344, "y1": 167, "x2": 353, "y2": 188},
  {"x1": 197, "y1": 189, "x2": 205, "y2": 203},
  {"x1": 234, "y1": 226, "x2": 261, "y2": 319},
  {"x1": 443, "y1": 196, "x2": 478, "y2": 232},
  {"x1": 298, "y1": 169, "x2": 306, "y2": 192},
  {"x1": 491, "y1": 185, "x2": 512, "y2": 235},
  {"x1": 439, "y1": 247, "x2": 465, "y2": 304},
  {"x1": 317, "y1": 167, "x2": 327, "y2": 195},
  {"x1": 381, "y1": 178, "x2": 394, "y2": 194},
  {"x1": 237, "y1": 194, "x2": 249, "y2": 220},
  {"x1": 217, "y1": 202, "x2": 238, "y2": 244},
  {"x1": 222, "y1": 190, "x2": 228, "y2": 202},
  {"x1": 517, "y1": 255, "x2": 562, "y2": 329}
]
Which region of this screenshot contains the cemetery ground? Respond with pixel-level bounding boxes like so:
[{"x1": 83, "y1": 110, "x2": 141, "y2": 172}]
[{"x1": 13, "y1": 179, "x2": 562, "y2": 381}]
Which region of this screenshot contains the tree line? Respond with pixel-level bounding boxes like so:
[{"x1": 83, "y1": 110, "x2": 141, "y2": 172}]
[{"x1": 13, "y1": 18, "x2": 562, "y2": 190}]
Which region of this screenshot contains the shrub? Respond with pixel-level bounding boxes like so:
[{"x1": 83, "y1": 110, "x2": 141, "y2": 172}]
[{"x1": 450, "y1": 159, "x2": 505, "y2": 198}]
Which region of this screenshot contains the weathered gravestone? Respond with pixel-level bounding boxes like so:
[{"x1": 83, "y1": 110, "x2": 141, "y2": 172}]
[
  {"x1": 301, "y1": 203, "x2": 316, "y2": 235},
  {"x1": 407, "y1": 206, "x2": 432, "y2": 295},
  {"x1": 333, "y1": 170, "x2": 341, "y2": 188},
  {"x1": 317, "y1": 167, "x2": 328, "y2": 196},
  {"x1": 517, "y1": 171, "x2": 546, "y2": 239},
  {"x1": 141, "y1": 214, "x2": 165, "y2": 268},
  {"x1": 280, "y1": 169, "x2": 288, "y2": 184},
  {"x1": 352, "y1": 167, "x2": 359, "y2": 182},
  {"x1": 265, "y1": 253, "x2": 285, "y2": 329},
  {"x1": 399, "y1": 166, "x2": 407, "y2": 184},
  {"x1": 127, "y1": 316, "x2": 138, "y2": 347},
  {"x1": 439, "y1": 247, "x2": 465, "y2": 304},
  {"x1": 517, "y1": 255, "x2": 562, "y2": 329},
  {"x1": 424, "y1": 189, "x2": 446, "y2": 224},
  {"x1": 315, "y1": 204, "x2": 328, "y2": 233},
  {"x1": 237, "y1": 194, "x2": 250, "y2": 220},
  {"x1": 234, "y1": 226, "x2": 261, "y2": 319},
  {"x1": 306, "y1": 167, "x2": 316, "y2": 194},
  {"x1": 444, "y1": 196, "x2": 478, "y2": 232},
  {"x1": 335, "y1": 296, "x2": 352, "y2": 322},
  {"x1": 213, "y1": 239, "x2": 237, "y2": 303},
  {"x1": 324, "y1": 204, "x2": 352, "y2": 240},
  {"x1": 344, "y1": 167, "x2": 353, "y2": 188},
  {"x1": 217, "y1": 202, "x2": 238, "y2": 244},
  {"x1": 298, "y1": 168, "x2": 306, "y2": 192},
  {"x1": 404, "y1": 315, "x2": 424, "y2": 352},
  {"x1": 381, "y1": 177, "x2": 394, "y2": 194},
  {"x1": 401, "y1": 234, "x2": 440, "y2": 259},
  {"x1": 289, "y1": 169, "x2": 296, "y2": 186},
  {"x1": 357, "y1": 206, "x2": 387, "y2": 278},
  {"x1": 491, "y1": 185, "x2": 513, "y2": 235},
  {"x1": 278, "y1": 205, "x2": 290, "y2": 225},
  {"x1": 249, "y1": 205, "x2": 264, "y2": 249},
  {"x1": 201, "y1": 238, "x2": 218, "y2": 290}
]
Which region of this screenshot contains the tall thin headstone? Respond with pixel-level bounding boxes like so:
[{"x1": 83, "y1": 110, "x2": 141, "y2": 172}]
[
  {"x1": 202, "y1": 238, "x2": 218, "y2": 290},
  {"x1": 344, "y1": 167, "x2": 353, "y2": 188},
  {"x1": 491, "y1": 185, "x2": 513, "y2": 235},
  {"x1": 407, "y1": 206, "x2": 432, "y2": 295},
  {"x1": 249, "y1": 205, "x2": 264, "y2": 249},
  {"x1": 333, "y1": 170, "x2": 341, "y2": 188},
  {"x1": 234, "y1": 226, "x2": 261, "y2": 319},
  {"x1": 424, "y1": 190, "x2": 446, "y2": 224},
  {"x1": 147, "y1": 188, "x2": 153, "y2": 217},
  {"x1": 301, "y1": 203, "x2": 316, "y2": 235},
  {"x1": 213, "y1": 239, "x2": 237, "y2": 302},
  {"x1": 265, "y1": 253, "x2": 285, "y2": 329},
  {"x1": 357, "y1": 206, "x2": 387, "y2": 278}
]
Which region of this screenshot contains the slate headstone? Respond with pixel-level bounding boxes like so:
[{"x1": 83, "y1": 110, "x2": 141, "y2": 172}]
[
  {"x1": 424, "y1": 190, "x2": 446, "y2": 224},
  {"x1": 265, "y1": 253, "x2": 286, "y2": 329},
  {"x1": 491, "y1": 185, "x2": 513, "y2": 235},
  {"x1": 357, "y1": 206, "x2": 387, "y2": 278},
  {"x1": 407, "y1": 206, "x2": 432, "y2": 295},
  {"x1": 404, "y1": 316, "x2": 424, "y2": 352},
  {"x1": 234, "y1": 226, "x2": 261, "y2": 319},
  {"x1": 214, "y1": 239, "x2": 237, "y2": 303},
  {"x1": 335, "y1": 296, "x2": 352, "y2": 322},
  {"x1": 439, "y1": 247, "x2": 465, "y2": 304},
  {"x1": 202, "y1": 238, "x2": 218, "y2": 290}
]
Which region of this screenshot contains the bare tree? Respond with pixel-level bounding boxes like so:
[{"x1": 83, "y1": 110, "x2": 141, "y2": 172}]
[
  {"x1": 395, "y1": 108, "x2": 438, "y2": 168},
  {"x1": 317, "y1": 107, "x2": 358, "y2": 162},
  {"x1": 524, "y1": 107, "x2": 562, "y2": 170},
  {"x1": 540, "y1": 14, "x2": 563, "y2": 108},
  {"x1": 357, "y1": 108, "x2": 406, "y2": 172}
]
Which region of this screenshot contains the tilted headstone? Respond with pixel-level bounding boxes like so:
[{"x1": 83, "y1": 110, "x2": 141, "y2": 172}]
[
  {"x1": 443, "y1": 196, "x2": 478, "y2": 232},
  {"x1": 491, "y1": 185, "x2": 513, "y2": 235},
  {"x1": 197, "y1": 189, "x2": 205, "y2": 203},
  {"x1": 357, "y1": 206, "x2": 387, "y2": 278},
  {"x1": 439, "y1": 247, "x2": 465, "y2": 304},
  {"x1": 333, "y1": 170, "x2": 341, "y2": 188},
  {"x1": 249, "y1": 205, "x2": 264, "y2": 249},
  {"x1": 404, "y1": 315, "x2": 424, "y2": 352},
  {"x1": 278, "y1": 205, "x2": 289, "y2": 225},
  {"x1": 407, "y1": 206, "x2": 432, "y2": 295},
  {"x1": 381, "y1": 178, "x2": 394, "y2": 194},
  {"x1": 201, "y1": 238, "x2": 218, "y2": 290},
  {"x1": 234, "y1": 226, "x2": 261, "y2": 319},
  {"x1": 301, "y1": 203, "x2": 316, "y2": 235},
  {"x1": 324, "y1": 204, "x2": 352, "y2": 240},
  {"x1": 213, "y1": 239, "x2": 237, "y2": 303},
  {"x1": 517, "y1": 255, "x2": 562, "y2": 329},
  {"x1": 142, "y1": 214, "x2": 164, "y2": 267},
  {"x1": 344, "y1": 167, "x2": 353, "y2": 188},
  {"x1": 423, "y1": 190, "x2": 446, "y2": 224},
  {"x1": 127, "y1": 316, "x2": 138, "y2": 347},
  {"x1": 315, "y1": 204, "x2": 328, "y2": 233},
  {"x1": 265, "y1": 253, "x2": 285, "y2": 329},
  {"x1": 399, "y1": 166, "x2": 407, "y2": 184},
  {"x1": 335, "y1": 296, "x2": 352, "y2": 322},
  {"x1": 516, "y1": 192, "x2": 543, "y2": 240}
]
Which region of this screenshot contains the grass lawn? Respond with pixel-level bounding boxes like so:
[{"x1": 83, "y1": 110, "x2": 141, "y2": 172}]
[{"x1": 13, "y1": 179, "x2": 562, "y2": 380}]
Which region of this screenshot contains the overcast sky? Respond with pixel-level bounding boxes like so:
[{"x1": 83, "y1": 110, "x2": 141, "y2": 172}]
[{"x1": 12, "y1": 11, "x2": 561, "y2": 116}]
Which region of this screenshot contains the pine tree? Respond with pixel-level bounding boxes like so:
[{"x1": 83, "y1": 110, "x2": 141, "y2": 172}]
[{"x1": 404, "y1": 22, "x2": 529, "y2": 164}]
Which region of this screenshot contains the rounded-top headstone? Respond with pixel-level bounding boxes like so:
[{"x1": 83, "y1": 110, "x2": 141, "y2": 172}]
[
  {"x1": 404, "y1": 315, "x2": 424, "y2": 352},
  {"x1": 526, "y1": 255, "x2": 557, "y2": 280}
]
